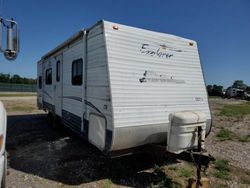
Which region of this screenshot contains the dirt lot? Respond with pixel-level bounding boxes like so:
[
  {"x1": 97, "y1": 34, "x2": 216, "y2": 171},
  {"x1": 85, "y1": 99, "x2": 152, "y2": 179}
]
[{"x1": 1, "y1": 95, "x2": 250, "y2": 188}]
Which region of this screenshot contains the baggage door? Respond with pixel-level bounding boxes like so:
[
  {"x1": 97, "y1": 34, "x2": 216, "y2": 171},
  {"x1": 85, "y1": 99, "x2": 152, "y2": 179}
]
[{"x1": 54, "y1": 54, "x2": 63, "y2": 116}]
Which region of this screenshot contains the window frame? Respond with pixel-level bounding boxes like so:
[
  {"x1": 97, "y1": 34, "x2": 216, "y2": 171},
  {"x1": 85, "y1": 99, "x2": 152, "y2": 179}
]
[
  {"x1": 56, "y1": 60, "x2": 60, "y2": 82},
  {"x1": 38, "y1": 76, "x2": 42, "y2": 89},
  {"x1": 71, "y1": 58, "x2": 83, "y2": 86},
  {"x1": 45, "y1": 68, "x2": 52, "y2": 85}
]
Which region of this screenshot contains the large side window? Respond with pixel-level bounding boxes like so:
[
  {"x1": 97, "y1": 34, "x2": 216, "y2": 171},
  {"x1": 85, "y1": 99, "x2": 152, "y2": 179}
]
[
  {"x1": 46, "y1": 68, "x2": 52, "y2": 85},
  {"x1": 56, "y1": 60, "x2": 60, "y2": 82},
  {"x1": 72, "y1": 58, "x2": 83, "y2": 86},
  {"x1": 39, "y1": 76, "x2": 42, "y2": 89}
]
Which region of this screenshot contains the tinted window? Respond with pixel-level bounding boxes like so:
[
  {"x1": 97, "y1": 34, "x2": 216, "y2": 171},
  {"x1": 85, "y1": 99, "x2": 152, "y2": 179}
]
[
  {"x1": 72, "y1": 59, "x2": 83, "y2": 85},
  {"x1": 46, "y1": 68, "x2": 52, "y2": 85},
  {"x1": 39, "y1": 76, "x2": 42, "y2": 89},
  {"x1": 56, "y1": 60, "x2": 60, "y2": 82}
]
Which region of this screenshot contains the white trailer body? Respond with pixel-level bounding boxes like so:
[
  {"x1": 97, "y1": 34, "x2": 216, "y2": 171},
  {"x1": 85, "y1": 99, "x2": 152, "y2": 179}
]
[{"x1": 37, "y1": 20, "x2": 212, "y2": 154}]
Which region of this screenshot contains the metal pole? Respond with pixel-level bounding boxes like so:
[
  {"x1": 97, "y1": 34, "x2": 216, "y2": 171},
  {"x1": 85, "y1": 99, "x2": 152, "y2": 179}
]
[
  {"x1": 7, "y1": 26, "x2": 13, "y2": 51},
  {"x1": 196, "y1": 126, "x2": 203, "y2": 187},
  {"x1": 0, "y1": 19, "x2": 2, "y2": 51}
]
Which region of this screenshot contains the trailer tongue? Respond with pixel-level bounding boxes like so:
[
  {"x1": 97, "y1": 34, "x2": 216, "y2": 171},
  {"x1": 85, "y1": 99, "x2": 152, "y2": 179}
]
[
  {"x1": 112, "y1": 111, "x2": 215, "y2": 187},
  {"x1": 143, "y1": 144, "x2": 215, "y2": 187},
  {"x1": 167, "y1": 111, "x2": 215, "y2": 186}
]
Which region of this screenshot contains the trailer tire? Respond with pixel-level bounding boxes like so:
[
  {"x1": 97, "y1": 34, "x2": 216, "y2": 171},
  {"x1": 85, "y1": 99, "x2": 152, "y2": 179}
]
[
  {"x1": 54, "y1": 116, "x2": 62, "y2": 129},
  {"x1": 47, "y1": 112, "x2": 54, "y2": 128},
  {"x1": 1, "y1": 151, "x2": 7, "y2": 188},
  {"x1": 47, "y1": 113, "x2": 62, "y2": 130}
]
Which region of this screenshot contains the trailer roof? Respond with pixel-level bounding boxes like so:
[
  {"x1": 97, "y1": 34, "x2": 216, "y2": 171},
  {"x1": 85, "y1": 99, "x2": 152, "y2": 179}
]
[
  {"x1": 41, "y1": 20, "x2": 195, "y2": 60},
  {"x1": 41, "y1": 20, "x2": 104, "y2": 60},
  {"x1": 41, "y1": 29, "x2": 85, "y2": 60}
]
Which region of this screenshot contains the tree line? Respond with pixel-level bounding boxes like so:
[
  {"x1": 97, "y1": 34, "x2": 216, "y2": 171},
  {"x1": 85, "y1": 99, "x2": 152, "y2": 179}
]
[
  {"x1": 207, "y1": 80, "x2": 250, "y2": 96},
  {"x1": 0, "y1": 73, "x2": 36, "y2": 85}
]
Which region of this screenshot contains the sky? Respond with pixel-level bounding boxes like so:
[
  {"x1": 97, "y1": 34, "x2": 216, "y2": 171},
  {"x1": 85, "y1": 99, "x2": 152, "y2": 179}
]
[{"x1": 0, "y1": 0, "x2": 249, "y2": 87}]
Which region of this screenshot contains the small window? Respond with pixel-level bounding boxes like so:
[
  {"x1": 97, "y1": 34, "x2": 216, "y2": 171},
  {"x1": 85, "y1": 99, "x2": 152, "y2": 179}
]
[
  {"x1": 39, "y1": 76, "x2": 42, "y2": 89},
  {"x1": 46, "y1": 68, "x2": 52, "y2": 85},
  {"x1": 56, "y1": 60, "x2": 60, "y2": 82},
  {"x1": 72, "y1": 59, "x2": 83, "y2": 85}
]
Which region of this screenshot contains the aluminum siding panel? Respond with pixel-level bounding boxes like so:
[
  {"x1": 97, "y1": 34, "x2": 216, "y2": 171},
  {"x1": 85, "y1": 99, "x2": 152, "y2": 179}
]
[
  {"x1": 87, "y1": 23, "x2": 113, "y2": 129},
  {"x1": 62, "y1": 39, "x2": 84, "y2": 117},
  {"x1": 104, "y1": 21, "x2": 211, "y2": 129}
]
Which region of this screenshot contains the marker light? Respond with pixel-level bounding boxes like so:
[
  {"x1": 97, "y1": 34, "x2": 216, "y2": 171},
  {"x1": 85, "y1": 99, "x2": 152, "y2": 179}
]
[
  {"x1": 113, "y1": 25, "x2": 119, "y2": 30},
  {"x1": 189, "y1": 42, "x2": 194, "y2": 46}
]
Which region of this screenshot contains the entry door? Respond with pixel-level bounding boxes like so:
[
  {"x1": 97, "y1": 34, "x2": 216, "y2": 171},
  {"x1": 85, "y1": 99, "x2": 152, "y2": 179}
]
[{"x1": 54, "y1": 54, "x2": 63, "y2": 116}]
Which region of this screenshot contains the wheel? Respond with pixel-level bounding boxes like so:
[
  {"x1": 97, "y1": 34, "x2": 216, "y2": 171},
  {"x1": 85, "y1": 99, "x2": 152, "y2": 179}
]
[
  {"x1": 47, "y1": 112, "x2": 62, "y2": 129},
  {"x1": 54, "y1": 116, "x2": 62, "y2": 129},
  {"x1": 1, "y1": 152, "x2": 7, "y2": 188},
  {"x1": 47, "y1": 112, "x2": 53, "y2": 127}
]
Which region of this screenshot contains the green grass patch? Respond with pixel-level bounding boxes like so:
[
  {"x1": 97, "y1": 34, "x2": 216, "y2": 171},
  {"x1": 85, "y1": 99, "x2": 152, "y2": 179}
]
[
  {"x1": 7, "y1": 105, "x2": 36, "y2": 112},
  {"x1": 168, "y1": 166, "x2": 177, "y2": 171},
  {"x1": 219, "y1": 102, "x2": 250, "y2": 118},
  {"x1": 214, "y1": 159, "x2": 231, "y2": 180},
  {"x1": 150, "y1": 165, "x2": 182, "y2": 188},
  {"x1": 209, "y1": 96, "x2": 222, "y2": 99},
  {"x1": 0, "y1": 93, "x2": 37, "y2": 97},
  {"x1": 217, "y1": 127, "x2": 250, "y2": 142},
  {"x1": 238, "y1": 135, "x2": 250, "y2": 142},
  {"x1": 103, "y1": 179, "x2": 112, "y2": 188},
  {"x1": 178, "y1": 167, "x2": 194, "y2": 178},
  {"x1": 216, "y1": 128, "x2": 235, "y2": 141}
]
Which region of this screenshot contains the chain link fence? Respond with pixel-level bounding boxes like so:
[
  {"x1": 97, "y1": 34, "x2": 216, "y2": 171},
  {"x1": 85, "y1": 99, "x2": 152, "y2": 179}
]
[{"x1": 0, "y1": 83, "x2": 37, "y2": 92}]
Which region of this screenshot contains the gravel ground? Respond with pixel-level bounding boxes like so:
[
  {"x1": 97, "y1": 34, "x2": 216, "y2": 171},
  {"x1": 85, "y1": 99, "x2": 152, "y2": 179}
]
[
  {"x1": 206, "y1": 98, "x2": 250, "y2": 171},
  {"x1": 0, "y1": 96, "x2": 41, "y2": 115},
  {"x1": 1, "y1": 96, "x2": 250, "y2": 187},
  {"x1": 5, "y1": 113, "x2": 168, "y2": 188},
  {"x1": 0, "y1": 96, "x2": 36, "y2": 100}
]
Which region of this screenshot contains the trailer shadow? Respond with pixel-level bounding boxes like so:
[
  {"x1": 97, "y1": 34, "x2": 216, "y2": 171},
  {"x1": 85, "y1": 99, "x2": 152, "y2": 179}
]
[{"x1": 6, "y1": 113, "x2": 177, "y2": 187}]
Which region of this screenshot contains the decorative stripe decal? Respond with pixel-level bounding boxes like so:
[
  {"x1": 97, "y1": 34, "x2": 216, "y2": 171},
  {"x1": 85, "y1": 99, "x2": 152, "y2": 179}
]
[
  {"x1": 43, "y1": 101, "x2": 54, "y2": 112},
  {"x1": 63, "y1": 96, "x2": 82, "y2": 102},
  {"x1": 43, "y1": 91, "x2": 52, "y2": 99},
  {"x1": 62, "y1": 96, "x2": 102, "y2": 114},
  {"x1": 84, "y1": 100, "x2": 102, "y2": 114}
]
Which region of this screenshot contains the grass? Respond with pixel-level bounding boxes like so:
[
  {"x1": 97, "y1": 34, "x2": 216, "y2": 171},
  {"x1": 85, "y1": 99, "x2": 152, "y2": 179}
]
[
  {"x1": 178, "y1": 167, "x2": 194, "y2": 178},
  {"x1": 238, "y1": 135, "x2": 250, "y2": 142},
  {"x1": 103, "y1": 179, "x2": 113, "y2": 188},
  {"x1": 219, "y1": 102, "x2": 250, "y2": 118},
  {"x1": 216, "y1": 128, "x2": 235, "y2": 141},
  {"x1": 0, "y1": 92, "x2": 37, "y2": 97},
  {"x1": 168, "y1": 166, "x2": 177, "y2": 171},
  {"x1": 209, "y1": 96, "x2": 222, "y2": 99},
  {"x1": 216, "y1": 128, "x2": 250, "y2": 142},
  {"x1": 7, "y1": 105, "x2": 36, "y2": 112},
  {"x1": 213, "y1": 159, "x2": 231, "y2": 180},
  {"x1": 150, "y1": 165, "x2": 182, "y2": 188}
]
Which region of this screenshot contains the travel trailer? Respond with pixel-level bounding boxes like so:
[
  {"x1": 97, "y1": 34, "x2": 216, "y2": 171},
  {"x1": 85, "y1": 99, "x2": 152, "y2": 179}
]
[
  {"x1": 225, "y1": 87, "x2": 250, "y2": 100},
  {"x1": 37, "y1": 20, "x2": 212, "y2": 155}
]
